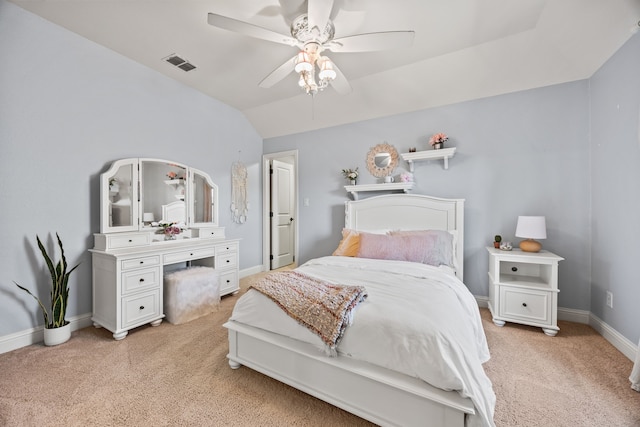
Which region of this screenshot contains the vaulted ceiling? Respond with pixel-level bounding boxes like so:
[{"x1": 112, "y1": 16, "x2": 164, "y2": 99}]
[{"x1": 10, "y1": 0, "x2": 640, "y2": 138}]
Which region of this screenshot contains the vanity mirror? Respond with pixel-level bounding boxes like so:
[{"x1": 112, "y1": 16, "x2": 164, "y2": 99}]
[
  {"x1": 366, "y1": 142, "x2": 399, "y2": 178},
  {"x1": 100, "y1": 158, "x2": 218, "y2": 234}
]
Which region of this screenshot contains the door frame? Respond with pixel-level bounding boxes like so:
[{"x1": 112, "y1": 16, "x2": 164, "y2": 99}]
[{"x1": 262, "y1": 150, "x2": 299, "y2": 272}]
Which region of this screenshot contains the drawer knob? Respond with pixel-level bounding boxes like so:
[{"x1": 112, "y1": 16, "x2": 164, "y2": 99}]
[
  {"x1": 139, "y1": 278, "x2": 145, "y2": 282},
  {"x1": 512, "y1": 267, "x2": 518, "y2": 272},
  {"x1": 139, "y1": 305, "x2": 145, "y2": 310},
  {"x1": 190, "y1": 253, "x2": 194, "y2": 256},
  {"x1": 226, "y1": 259, "x2": 230, "y2": 263},
  {"x1": 522, "y1": 303, "x2": 527, "y2": 307},
  {"x1": 139, "y1": 261, "x2": 144, "y2": 264},
  {"x1": 128, "y1": 239, "x2": 133, "y2": 242},
  {"x1": 226, "y1": 279, "x2": 230, "y2": 283}
]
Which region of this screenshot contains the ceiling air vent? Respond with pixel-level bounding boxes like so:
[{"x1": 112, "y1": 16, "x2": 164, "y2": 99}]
[
  {"x1": 178, "y1": 62, "x2": 196, "y2": 72},
  {"x1": 163, "y1": 54, "x2": 196, "y2": 72}
]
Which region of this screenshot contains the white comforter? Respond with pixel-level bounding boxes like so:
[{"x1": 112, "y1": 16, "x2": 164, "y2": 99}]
[{"x1": 230, "y1": 256, "x2": 496, "y2": 427}]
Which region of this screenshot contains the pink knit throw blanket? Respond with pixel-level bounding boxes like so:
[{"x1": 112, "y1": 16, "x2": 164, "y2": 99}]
[{"x1": 250, "y1": 271, "x2": 368, "y2": 354}]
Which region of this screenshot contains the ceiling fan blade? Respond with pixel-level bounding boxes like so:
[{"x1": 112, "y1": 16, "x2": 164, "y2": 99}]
[
  {"x1": 330, "y1": 62, "x2": 352, "y2": 95},
  {"x1": 207, "y1": 13, "x2": 299, "y2": 46},
  {"x1": 259, "y1": 55, "x2": 298, "y2": 88},
  {"x1": 328, "y1": 31, "x2": 415, "y2": 53},
  {"x1": 307, "y1": 0, "x2": 334, "y2": 31}
]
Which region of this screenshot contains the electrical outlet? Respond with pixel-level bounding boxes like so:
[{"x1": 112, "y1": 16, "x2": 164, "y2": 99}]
[{"x1": 606, "y1": 291, "x2": 613, "y2": 308}]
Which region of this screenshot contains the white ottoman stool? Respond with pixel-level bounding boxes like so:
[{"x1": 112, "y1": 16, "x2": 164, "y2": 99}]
[{"x1": 163, "y1": 266, "x2": 220, "y2": 325}]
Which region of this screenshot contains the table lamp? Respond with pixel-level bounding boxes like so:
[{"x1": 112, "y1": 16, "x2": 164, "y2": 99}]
[
  {"x1": 515, "y1": 216, "x2": 546, "y2": 252},
  {"x1": 143, "y1": 212, "x2": 155, "y2": 225}
]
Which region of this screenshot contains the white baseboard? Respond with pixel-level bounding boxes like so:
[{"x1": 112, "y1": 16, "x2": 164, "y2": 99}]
[
  {"x1": 240, "y1": 264, "x2": 264, "y2": 279},
  {"x1": 0, "y1": 313, "x2": 93, "y2": 355},
  {"x1": 475, "y1": 295, "x2": 489, "y2": 308},
  {"x1": 475, "y1": 295, "x2": 637, "y2": 362},
  {"x1": 589, "y1": 313, "x2": 638, "y2": 361},
  {"x1": 557, "y1": 307, "x2": 591, "y2": 324}
]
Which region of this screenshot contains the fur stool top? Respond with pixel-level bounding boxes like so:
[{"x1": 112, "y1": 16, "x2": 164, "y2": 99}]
[{"x1": 163, "y1": 266, "x2": 220, "y2": 324}]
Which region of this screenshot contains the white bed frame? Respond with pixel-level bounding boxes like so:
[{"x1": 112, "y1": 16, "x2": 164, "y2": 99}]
[{"x1": 225, "y1": 194, "x2": 472, "y2": 427}]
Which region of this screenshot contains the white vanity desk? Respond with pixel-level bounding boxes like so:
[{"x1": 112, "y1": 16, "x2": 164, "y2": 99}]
[
  {"x1": 91, "y1": 158, "x2": 237, "y2": 340},
  {"x1": 90, "y1": 234, "x2": 239, "y2": 340}
]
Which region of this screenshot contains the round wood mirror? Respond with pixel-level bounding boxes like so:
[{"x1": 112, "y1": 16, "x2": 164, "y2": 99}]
[{"x1": 366, "y1": 142, "x2": 399, "y2": 178}]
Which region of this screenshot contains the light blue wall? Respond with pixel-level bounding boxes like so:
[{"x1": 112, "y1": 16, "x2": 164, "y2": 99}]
[
  {"x1": 265, "y1": 82, "x2": 591, "y2": 308},
  {"x1": 590, "y1": 33, "x2": 640, "y2": 344},
  {"x1": 0, "y1": 1, "x2": 263, "y2": 336}
]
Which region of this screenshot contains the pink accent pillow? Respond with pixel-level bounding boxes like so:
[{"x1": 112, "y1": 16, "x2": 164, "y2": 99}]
[
  {"x1": 356, "y1": 230, "x2": 455, "y2": 267},
  {"x1": 387, "y1": 230, "x2": 455, "y2": 267}
]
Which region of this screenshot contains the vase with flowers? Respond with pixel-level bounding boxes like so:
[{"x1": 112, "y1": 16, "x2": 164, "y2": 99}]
[
  {"x1": 158, "y1": 221, "x2": 183, "y2": 240},
  {"x1": 342, "y1": 167, "x2": 359, "y2": 185},
  {"x1": 429, "y1": 132, "x2": 449, "y2": 150}
]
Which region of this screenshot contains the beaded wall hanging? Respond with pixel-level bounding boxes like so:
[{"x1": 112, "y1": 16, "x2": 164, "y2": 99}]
[{"x1": 231, "y1": 159, "x2": 248, "y2": 224}]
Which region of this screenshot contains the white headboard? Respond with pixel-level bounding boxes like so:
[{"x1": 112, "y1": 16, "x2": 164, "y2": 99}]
[
  {"x1": 162, "y1": 200, "x2": 186, "y2": 224},
  {"x1": 345, "y1": 194, "x2": 465, "y2": 280}
]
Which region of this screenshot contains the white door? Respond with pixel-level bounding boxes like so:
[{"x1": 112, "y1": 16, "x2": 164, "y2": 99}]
[{"x1": 270, "y1": 159, "x2": 295, "y2": 269}]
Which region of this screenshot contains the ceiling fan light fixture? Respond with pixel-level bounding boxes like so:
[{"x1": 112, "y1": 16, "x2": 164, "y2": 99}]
[
  {"x1": 294, "y1": 51, "x2": 313, "y2": 73},
  {"x1": 318, "y1": 57, "x2": 336, "y2": 81}
]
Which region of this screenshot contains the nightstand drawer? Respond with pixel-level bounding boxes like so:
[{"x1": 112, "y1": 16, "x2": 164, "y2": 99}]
[
  {"x1": 500, "y1": 287, "x2": 551, "y2": 325},
  {"x1": 122, "y1": 290, "x2": 161, "y2": 328}
]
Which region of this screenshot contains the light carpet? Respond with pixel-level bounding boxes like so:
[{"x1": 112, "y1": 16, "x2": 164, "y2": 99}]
[{"x1": 0, "y1": 271, "x2": 639, "y2": 426}]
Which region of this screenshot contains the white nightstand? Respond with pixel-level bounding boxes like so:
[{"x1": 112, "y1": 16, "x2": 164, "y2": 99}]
[{"x1": 487, "y1": 247, "x2": 564, "y2": 336}]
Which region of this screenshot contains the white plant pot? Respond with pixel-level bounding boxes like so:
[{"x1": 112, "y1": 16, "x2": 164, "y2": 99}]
[{"x1": 44, "y1": 323, "x2": 71, "y2": 346}]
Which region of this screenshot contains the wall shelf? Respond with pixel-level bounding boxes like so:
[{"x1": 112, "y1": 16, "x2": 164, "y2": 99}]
[
  {"x1": 401, "y1": 147, "x2": 456, "y2": 171},
  {"x1": 344, "y1": 182, "x2": 414, "y2": 200}
]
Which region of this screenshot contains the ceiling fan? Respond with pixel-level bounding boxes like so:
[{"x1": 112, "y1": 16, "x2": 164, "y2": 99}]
[{"x1": 207, "y1": 0, "x2": 415, "y2": 96}]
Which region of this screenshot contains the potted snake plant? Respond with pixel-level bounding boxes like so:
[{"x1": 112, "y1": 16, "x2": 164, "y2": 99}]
[{"x1": 14, "y1": 233, "x2": 80, "y2": 346}]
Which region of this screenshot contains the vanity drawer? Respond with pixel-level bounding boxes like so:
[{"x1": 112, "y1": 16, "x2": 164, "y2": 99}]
[
  {"x1": 122, "y1": 267, "x2": 160, "y2": 294},
  {"x1": 195, "y1": 227, "x2": 226, "y2": 239},
  {"x1": 216, "y1": 253, "x2": 237, "y2": 270},
  {"x1": 500, "y1": 287, "x2": 551, "y2": 325},
  {"x1": 122, "y1": 290, "x2": 161, "y2": 328},
  {"x1": 121, "y1": 255, "x2": 161, "y2": 271},
  {"x1": 96, "y1": 232, "x2": 151, "y2": 250},
  {"x1": 219, "y1": 270, "x2": 239, "y2": 296},
  {"x1": 215, "y1": 242, "x2": 238, "y2": 255},
  {"x1": 163, "y1": 247, "x2": 215, "y2": 265}
]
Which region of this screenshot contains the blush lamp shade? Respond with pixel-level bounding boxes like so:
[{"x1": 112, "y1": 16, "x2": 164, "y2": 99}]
[{"x1": 515, "y1": 216, "x2": 546, "y2": 252}]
